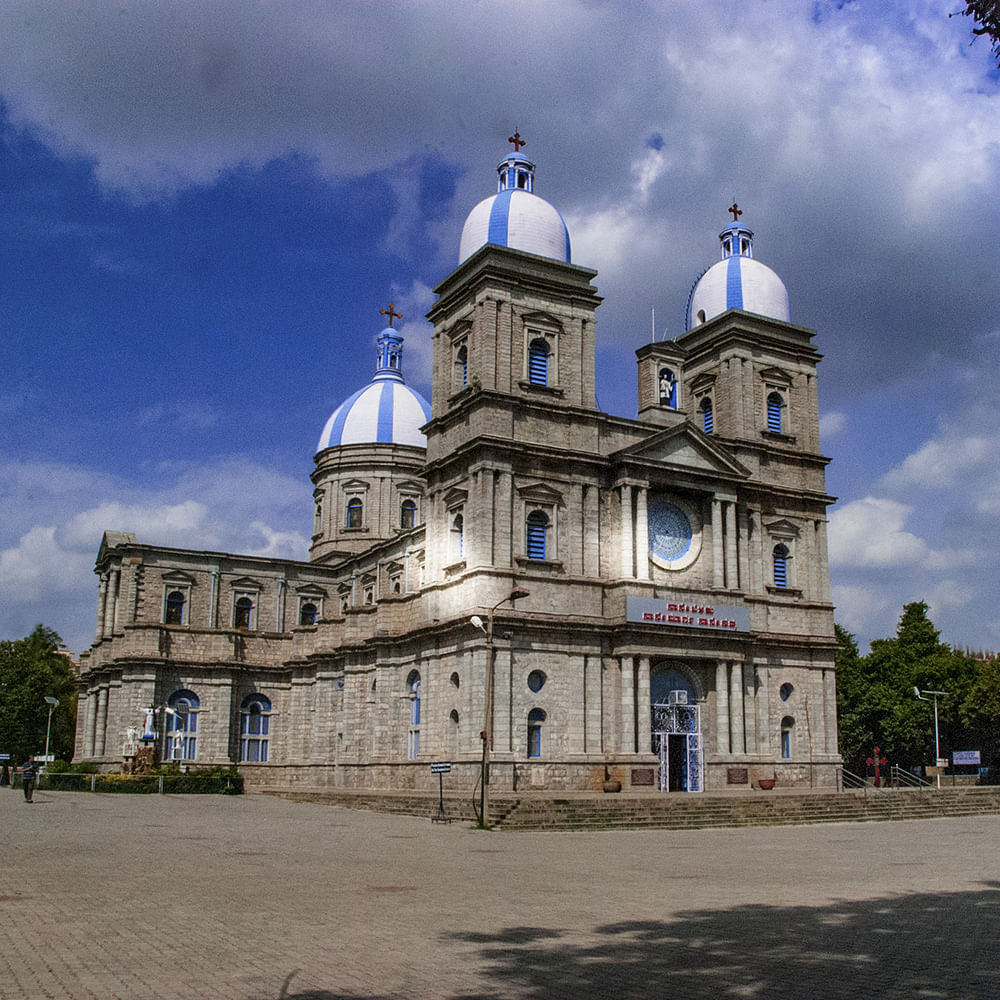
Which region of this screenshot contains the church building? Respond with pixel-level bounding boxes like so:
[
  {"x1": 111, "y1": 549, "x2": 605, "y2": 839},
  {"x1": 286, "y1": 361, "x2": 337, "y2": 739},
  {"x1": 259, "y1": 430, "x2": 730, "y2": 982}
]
[{"x1": 74, "y1": 137, "x2": 840, "y2": 793}]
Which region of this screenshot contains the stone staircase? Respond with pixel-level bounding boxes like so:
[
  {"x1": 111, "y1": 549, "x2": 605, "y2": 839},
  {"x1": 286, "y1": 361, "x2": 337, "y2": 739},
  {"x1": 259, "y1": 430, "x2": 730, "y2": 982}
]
[{"x1": 260, "y1": 785, "x2": 1000, "y2": 831}]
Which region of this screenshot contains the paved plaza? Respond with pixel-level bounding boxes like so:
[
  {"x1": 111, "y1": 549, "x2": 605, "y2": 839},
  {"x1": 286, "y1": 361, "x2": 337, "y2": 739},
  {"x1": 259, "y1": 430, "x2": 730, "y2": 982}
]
[{"x1": 2, "y1": 787, "x2": 998, "y2": 999}]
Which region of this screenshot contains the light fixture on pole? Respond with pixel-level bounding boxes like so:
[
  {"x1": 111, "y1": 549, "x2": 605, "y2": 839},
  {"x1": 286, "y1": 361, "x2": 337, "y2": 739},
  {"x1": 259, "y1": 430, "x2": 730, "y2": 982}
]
[
  {"x1": 471, "y1": 587, "x2": 530, "y2": 828},
  {"x1": 914, "y1": 686, "x2": 947, "y2": 788},
  {"x1": 43, "y1": 696, "x2": 59, "y2": 769}
]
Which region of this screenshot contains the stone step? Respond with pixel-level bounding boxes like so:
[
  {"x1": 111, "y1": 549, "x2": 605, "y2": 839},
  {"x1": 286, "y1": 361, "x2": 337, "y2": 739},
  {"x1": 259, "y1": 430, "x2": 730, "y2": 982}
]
[{"x1": 260, "y1": 786, "x2": 1000, "y2": 831}]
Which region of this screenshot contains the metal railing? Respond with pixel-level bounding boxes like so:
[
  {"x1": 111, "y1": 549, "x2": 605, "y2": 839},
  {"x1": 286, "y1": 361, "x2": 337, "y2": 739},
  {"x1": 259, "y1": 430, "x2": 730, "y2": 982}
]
[
  {"x1": 890, "y1": 765, "x2": 931, "y2": 789},
  {"x1": 838, "y1": 767, "x2": 867, "y2": 791}
]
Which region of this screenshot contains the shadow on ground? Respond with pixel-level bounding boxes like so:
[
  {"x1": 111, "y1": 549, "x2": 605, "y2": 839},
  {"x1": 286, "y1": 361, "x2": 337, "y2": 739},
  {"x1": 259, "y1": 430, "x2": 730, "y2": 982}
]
[{"x1": 440, "y1": 883, "x2": 1000, "y2": 999}]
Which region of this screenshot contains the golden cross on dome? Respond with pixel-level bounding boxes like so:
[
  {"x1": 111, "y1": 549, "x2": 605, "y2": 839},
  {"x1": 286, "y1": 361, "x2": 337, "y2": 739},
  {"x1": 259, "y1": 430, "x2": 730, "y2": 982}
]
[
  {"x1": 379, "y1": 302, "x2": 402, "y2": 327},
  {"x1": 728, "y1": 202, "x2": 743, "y2": 222},
  {"x1": 508, "y1": 131, "x2": 526, "y2": 152}
]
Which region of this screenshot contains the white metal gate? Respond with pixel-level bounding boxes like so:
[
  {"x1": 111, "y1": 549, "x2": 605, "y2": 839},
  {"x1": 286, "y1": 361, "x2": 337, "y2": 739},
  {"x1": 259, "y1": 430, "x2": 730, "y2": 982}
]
[{"x1": 651, "y1": 700, "x2": 703, "y2": 793}]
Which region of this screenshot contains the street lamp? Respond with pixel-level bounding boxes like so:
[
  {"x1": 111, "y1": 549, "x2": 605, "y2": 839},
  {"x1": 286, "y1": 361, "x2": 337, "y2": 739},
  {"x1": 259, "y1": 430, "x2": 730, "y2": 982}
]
[
  {"x1": 471, "y1": 586, "x2": 530, "y2": 828},
  {"x1": 914, "y1": 686, "x2": 947, "y2": 788},
  {"x1": 43, "y1": 696, "x2": 59, "y2": 770}
]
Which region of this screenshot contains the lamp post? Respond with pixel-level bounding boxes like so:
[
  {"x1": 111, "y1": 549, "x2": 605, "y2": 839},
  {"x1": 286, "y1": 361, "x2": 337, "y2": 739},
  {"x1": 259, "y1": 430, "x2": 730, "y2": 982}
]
[
  {"x1": 914, "y1": 687, "x2": 947, "y2": 788},
  {"x1": 471, "y1": 587, "x2": 529, "y2": 828},
  {"x1": 43, "y1": 696, "x2": 59, "y2": 769}
]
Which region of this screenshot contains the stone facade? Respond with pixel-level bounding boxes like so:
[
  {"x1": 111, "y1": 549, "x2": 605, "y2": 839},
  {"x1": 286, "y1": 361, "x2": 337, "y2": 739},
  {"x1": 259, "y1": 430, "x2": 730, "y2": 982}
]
[{"x1": 75, "y1": 217, "x2": 840, "y2": 794}]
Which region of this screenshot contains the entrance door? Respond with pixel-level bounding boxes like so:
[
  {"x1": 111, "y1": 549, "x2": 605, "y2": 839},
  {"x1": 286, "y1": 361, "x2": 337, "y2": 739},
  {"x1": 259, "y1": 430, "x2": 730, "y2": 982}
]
[{"x1": 652, "y1": 701, "x2": 703, "y2": 792}]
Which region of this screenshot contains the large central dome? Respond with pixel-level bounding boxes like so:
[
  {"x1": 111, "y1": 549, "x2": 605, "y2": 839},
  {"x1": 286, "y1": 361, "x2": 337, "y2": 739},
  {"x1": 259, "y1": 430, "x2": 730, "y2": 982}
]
[{"x1": 458, "y1": 143, "x2": 571, "y2": 264}]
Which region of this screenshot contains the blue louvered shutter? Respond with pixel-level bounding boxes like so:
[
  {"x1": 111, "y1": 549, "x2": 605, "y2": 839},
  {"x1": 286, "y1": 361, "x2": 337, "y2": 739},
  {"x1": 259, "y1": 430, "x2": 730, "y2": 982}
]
[
  {"x1": 773, "y1": 545, "x2": 788, "y2": 588},
  {"x1": 528, "y1": 339, "x2": 549, "y2": 386},
  {"x1": 526, "y1": 510, "x2": 548, "y2": 560},
  {"x1": 767, "y1": 392, "x2": 783, "y2": 433}
]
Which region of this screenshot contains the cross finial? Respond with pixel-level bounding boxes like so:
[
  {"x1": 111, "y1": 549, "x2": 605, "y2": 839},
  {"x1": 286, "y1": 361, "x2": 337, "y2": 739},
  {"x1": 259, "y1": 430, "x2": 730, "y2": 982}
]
[
  {"x1": 379, "y1": 302, "x2": 402, "y2": 327},
  {"x1": 728, "y1": 202, "x2": 742, "y2": 222},
  {"x1": 508, "y1": 130, "x2": 526, "y2": 152}
]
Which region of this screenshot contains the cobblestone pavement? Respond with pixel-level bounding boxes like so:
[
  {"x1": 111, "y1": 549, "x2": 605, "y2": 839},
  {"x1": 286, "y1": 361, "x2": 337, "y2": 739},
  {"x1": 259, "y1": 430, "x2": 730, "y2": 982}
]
[{"x1": 2, "y1": 787, "x2": 999, "y2": 999}]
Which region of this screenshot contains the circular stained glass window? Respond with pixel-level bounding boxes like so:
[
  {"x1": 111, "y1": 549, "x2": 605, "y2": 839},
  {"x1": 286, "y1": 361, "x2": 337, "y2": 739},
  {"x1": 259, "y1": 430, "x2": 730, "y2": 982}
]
[
  {"x1": 647, "y1": 496, "x2": 702, "y2": 571},
  {"x1": 649, "y1": 501, "x2": 692, "y2": 561}
]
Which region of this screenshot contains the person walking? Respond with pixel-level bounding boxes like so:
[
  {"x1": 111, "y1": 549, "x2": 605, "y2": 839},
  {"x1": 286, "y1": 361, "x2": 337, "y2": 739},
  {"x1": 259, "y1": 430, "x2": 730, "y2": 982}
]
[{"x1": 21, "y1": 759, "x2": 37, "y2": 803}]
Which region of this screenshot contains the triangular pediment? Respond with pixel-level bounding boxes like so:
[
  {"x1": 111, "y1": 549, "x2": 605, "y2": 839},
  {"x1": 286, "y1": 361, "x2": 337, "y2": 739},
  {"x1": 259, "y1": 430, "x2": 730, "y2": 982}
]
[
  {"x1": 616, "y1": 424, "x2": 750, "y2": 479},
  {"x1": 763, "y1": 517, "x2": 800, "y2": 538},
  {"x1": 759, "y1": 366, "x2": 793, "y2": 387},
  {"x1": 229, "y1": 576, "x2": 263, "y2": 591},
  {"x1": 519, "y1": 310, "x2": 562, "y2": 330},
  {"x1": 515, "y1": 482, "x2": 564, "y2": 505},
  {"x1": 296, "y1": 583, "x2": 328, "y2": 597},
  {"x1": 161, "y1": 570, "x2": 196, "y2": 586}
]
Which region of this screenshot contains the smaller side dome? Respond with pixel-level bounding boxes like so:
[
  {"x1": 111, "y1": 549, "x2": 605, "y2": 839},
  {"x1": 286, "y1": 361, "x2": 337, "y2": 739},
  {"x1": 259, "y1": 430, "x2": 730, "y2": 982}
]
[
  {"x1": 686, "y1": 212, "x2": 789, "y2": 329},
  {"x1": 317, "y1": 319, "x2": 430, "y2": 452},
  {"x1": 458, "y1": 139, "x2": 571, "y2": 264}
]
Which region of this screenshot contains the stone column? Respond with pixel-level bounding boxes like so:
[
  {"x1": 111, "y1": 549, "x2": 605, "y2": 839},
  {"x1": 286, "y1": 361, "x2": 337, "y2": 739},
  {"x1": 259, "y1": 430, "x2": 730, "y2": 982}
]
[
  {"x1": 495, "y1": 471, "x2": 513, "y2": 568},
  {"x1": 817, "y1": 520, "x2": 832, "y2": 602},
  {"x1": 494, "y1": 645, "x2": 513, "y2": 754},
  {"x1": 823, "y1": 668, "x2": 838, "y2": 755},
  {"x1": 620, "y1": 656, "x2": 635, "y2": 753},
  {"x1": 583, "y1": 484, "x2": 600, "y2": 577},
  {"x1": 104, "y1": 572, "x2": 119, "y2": 639},
  {"x1": 725, "y1": 500, "x2": 738, "y2": 590},
  {"x1": 96, "y1": 575, "x2": 108, "y2": 640},
  {"x1": 757, "y1": 666, "x2": 771, "y2": 754},
  {"x1": 96, "y1": 686, "x2": 109, "y2": 757},
  {"x1": 620, "y1": 485, "x2": 633, "y2": 578},
  {"x1": 729, "y1": 662, "x2": 744, "y2": 755},
  {"x1": 635, "y1": 487, "x2": 650, "y2": 581},
  {"x1": 742, "y1": 660, "x2": 756, "y2": 753},
  {"x1": 85, "y1": 689, "x2": 99, "y2": 758},
  {"x1": 716, "y1": 661, "x2": 730, "y2": 754},
  {"x1": 749, "y1": 509, "x2": 763, "y2": 595},
  {"x1": 712, "y1": 498, "x2": 724, "y2": 588},
  {"x1": 636, "y1": 657, "x2": 651, "y2": 755},
  {"x1": 737, "y1": 506, "x2": 750, "y2": 594}
]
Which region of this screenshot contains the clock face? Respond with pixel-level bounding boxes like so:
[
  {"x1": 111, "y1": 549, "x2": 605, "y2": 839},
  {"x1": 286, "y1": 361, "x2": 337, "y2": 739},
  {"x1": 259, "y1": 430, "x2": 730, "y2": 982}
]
[{"x1": 648, "y1": 497, "x2": 701, "y2": 570}]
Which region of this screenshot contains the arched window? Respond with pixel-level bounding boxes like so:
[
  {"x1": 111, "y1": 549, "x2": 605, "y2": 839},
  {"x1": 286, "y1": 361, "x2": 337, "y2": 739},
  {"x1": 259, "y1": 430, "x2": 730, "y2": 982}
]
[
  {"x1": 449, "y1": 709, "x2": 460, "y2": 756},
  {"x1": 525, "y1": 509, "x2": 549, "y2": 561},
  {"x1": 773, "y1": 544, "x2": 789, "y2": 589},
  {"x1": 299, "y1": 602, "x2": 317, "y2": 626},
  {"x1": 407, "y1": 670, "x2": 421, "y2": 759},
  {"x1": 700, "y1": 397, "x2": 713, "y2": 434},
  {"x1": 166, "y1": 690, "x2": 199, "y2": 761},
  {"x1": 456, "y1": 344, "x2": 468, "y2": 389},
  {"x1": 528, "y1": 338, "x2": 550, "y2": 386},
  {"x1": 781, "y1": 716, "x2": 795, "y2": 759},
  {"x1": 400, "y1": 498, "x2": 417, "y2": 530},
  {"x1": 451, "y1": 512, "x2": 464, "y2": 561},
  {"x1": 527, "y1": 708, "x2": 546, "y2": 758},
  {"x1": 767, "y1": 392, "x2": 784, "y2": 433},
  {"x1": 240, "y1": 694, "x2": 271, "y2": 763},
  {"x1": 164, "y1": 590, "x2": 185, "y2": 625},
  {"x1": 346, "y1": 497, "x2": 363, "y2": 528},
  {"x1": 313, "y1": 499, "x2": 323, "y2": 534},
  {"x1": 234, "y1": 596, "x2": 254, "y2": 630}
]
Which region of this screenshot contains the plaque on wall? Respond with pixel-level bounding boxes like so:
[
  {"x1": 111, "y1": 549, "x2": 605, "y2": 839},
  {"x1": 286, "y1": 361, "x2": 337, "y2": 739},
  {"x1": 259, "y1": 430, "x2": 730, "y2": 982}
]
[
  {"x1": 727, "y1": 767, "x2": 749, "y2": 785},
  {"x1": 631, "y1": 768, "x2": 656, "y2": 787}
]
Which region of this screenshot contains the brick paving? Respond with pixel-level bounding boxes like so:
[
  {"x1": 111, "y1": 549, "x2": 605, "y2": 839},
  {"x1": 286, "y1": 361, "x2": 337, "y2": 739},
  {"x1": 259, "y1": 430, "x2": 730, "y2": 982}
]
[{"x1": 2, "y1": 786, "x2": 999, "y2": 999}]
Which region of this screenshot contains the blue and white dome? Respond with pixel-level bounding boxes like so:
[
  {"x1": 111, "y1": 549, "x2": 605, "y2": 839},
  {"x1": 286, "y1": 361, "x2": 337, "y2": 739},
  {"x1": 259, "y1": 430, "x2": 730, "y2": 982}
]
[
  {"x1": 687, "y1": 216, "x2": 789, "y2": 329},
  {"x1": 317, "y1": 324, "x2": 431, "y2": 451},
  {"x1": 459, "y1": 146, "x2": 571, "y2": 264}
]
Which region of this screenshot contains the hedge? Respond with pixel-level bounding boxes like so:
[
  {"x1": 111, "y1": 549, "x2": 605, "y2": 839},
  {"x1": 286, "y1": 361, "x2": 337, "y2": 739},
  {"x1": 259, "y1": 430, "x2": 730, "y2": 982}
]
[{"x1": 36, "y1": 769, "x2": 244, "y2": 795}]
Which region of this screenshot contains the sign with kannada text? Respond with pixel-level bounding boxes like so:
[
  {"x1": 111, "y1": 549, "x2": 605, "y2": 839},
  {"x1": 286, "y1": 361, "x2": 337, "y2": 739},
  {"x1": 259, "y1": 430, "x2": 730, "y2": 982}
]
[
  {"x1": 627, "y1": 597, "x2": 750, "y2": 633},
  {"x1": 952, "y1": 750, "x2": 981, "y2": 766}
]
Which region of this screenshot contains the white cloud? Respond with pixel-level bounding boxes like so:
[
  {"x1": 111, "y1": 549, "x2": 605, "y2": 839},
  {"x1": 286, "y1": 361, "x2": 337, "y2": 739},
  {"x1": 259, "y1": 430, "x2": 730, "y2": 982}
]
[
  {"x1": 828, "y1": 497, "x2": 929, "y2": 568},
  {"x1": 820, "y1": 411, "x2": 846, "y2": 438},
  {"x1": 882, "y1": 435, "x2": 993, "y2": 491}
]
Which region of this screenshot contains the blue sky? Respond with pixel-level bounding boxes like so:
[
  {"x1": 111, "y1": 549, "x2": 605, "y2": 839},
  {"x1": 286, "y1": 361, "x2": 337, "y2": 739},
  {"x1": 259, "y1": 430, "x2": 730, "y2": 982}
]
[{"x1": 1, "y1": 0, "x2": 998, "y2": 656}]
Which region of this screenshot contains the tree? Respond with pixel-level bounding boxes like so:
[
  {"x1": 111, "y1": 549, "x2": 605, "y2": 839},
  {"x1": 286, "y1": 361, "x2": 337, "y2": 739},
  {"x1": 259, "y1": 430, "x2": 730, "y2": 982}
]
[
  {"x1": 836, "y1": 603, "x2": 969, "y2": 773},
  {"x1": 952, "y1": 2, "x2": 1000, "y2": 66},
  {"x1": 960, "y1": 656, "x2": 1000, "y2": 775},
  {"x1": 0, "y1": 625, "x2": 78, "y2": 764}
]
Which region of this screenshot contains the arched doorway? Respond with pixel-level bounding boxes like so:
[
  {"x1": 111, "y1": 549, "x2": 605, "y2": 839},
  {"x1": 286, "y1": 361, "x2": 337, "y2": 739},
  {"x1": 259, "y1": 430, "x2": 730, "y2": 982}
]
[{"x1": 650, "y1": 665, "x2": 703, "y2": 793}]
